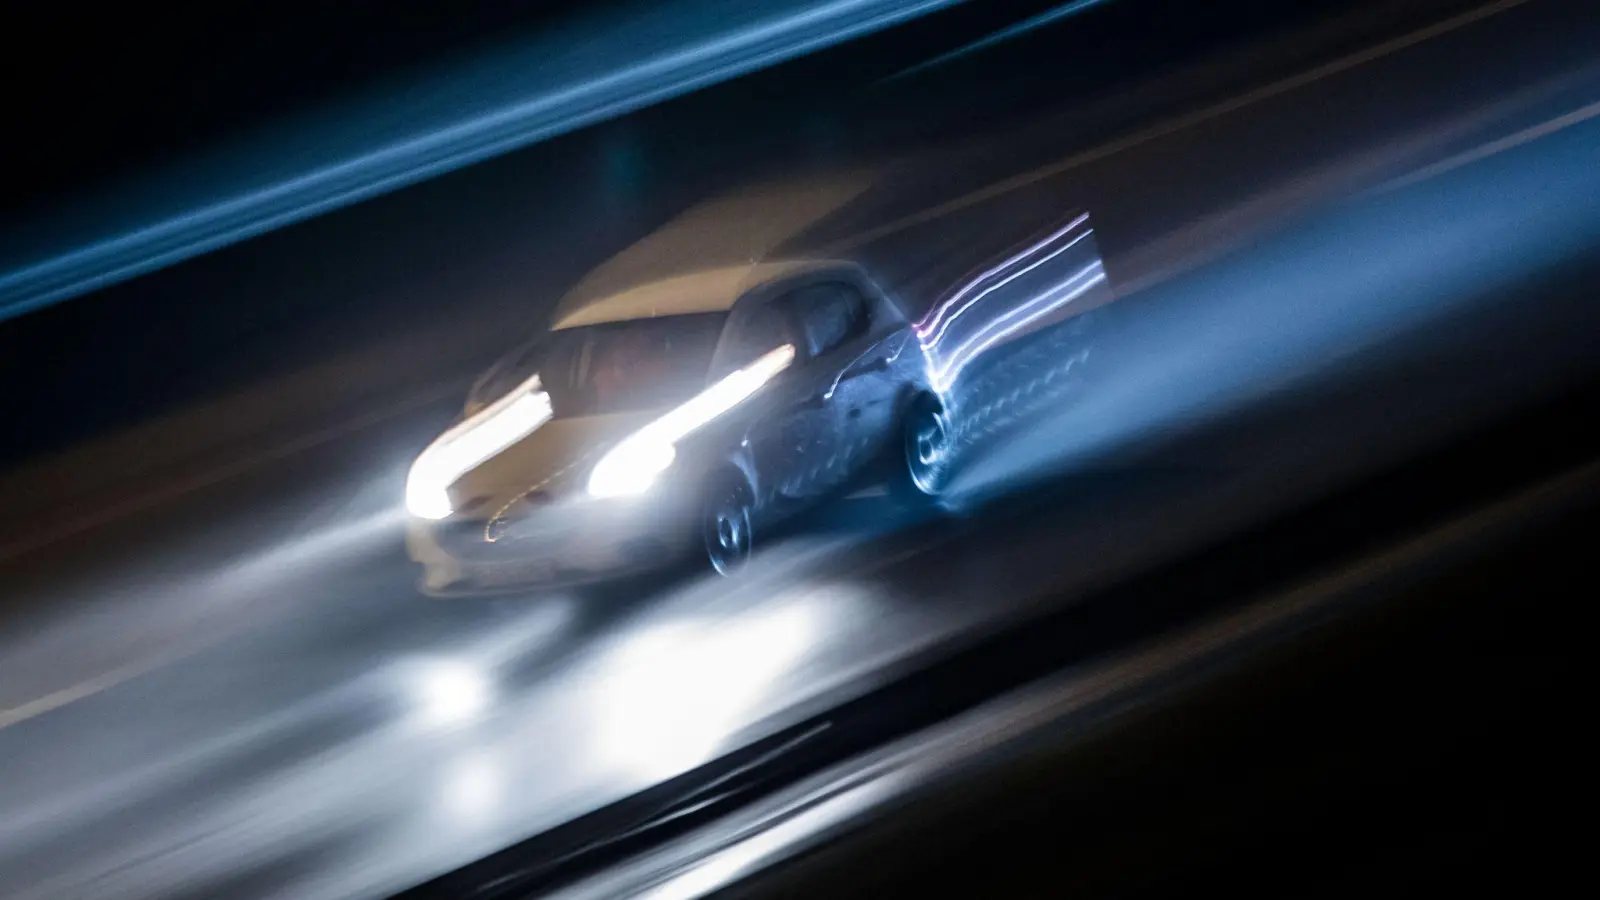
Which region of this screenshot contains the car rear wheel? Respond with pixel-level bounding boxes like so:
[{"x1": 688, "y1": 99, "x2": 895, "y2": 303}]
[
  {"x1": 703, "y1": 476, "x2": 754, "y2": 576},
  {"x1": 902, "y1": 394, "x2": 953, "y2": 499}
]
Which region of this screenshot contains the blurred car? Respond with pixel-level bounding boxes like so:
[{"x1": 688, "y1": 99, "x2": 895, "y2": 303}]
[{"x1": 405, "y1": 210, "x2": 1109, "y2": 595}]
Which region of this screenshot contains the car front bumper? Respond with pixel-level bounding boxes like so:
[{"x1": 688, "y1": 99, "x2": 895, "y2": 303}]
[{"x1": 405, "y1": 488, "x2": 699, "y2": 595}]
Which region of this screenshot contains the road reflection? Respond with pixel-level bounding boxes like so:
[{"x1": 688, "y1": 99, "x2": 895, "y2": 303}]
[{"x1": 593, "y1": 599, "x2": 823, "y2": 780}]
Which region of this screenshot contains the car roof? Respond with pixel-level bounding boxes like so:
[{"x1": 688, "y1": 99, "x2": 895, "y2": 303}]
[{"x1": 550, "y1": 259, "x2": 855, "y2": 330}]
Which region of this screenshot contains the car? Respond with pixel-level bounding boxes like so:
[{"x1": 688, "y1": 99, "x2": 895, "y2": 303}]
[{"x1": 405, "y1": 207, "x2": 1109, "y2": 595}]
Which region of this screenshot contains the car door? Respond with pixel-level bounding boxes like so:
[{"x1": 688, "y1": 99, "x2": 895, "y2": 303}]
[
  {"x1": 784, "y1": 280, "x2": 894, "y2": 496},
  {"x1": 707, "y1": 293, "x2": 817, "y2": 508}
]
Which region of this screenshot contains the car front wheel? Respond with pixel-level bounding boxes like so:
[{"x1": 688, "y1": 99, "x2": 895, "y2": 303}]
[{"x1": 702, "y1": 476, "x2": 754, "y2": 576}]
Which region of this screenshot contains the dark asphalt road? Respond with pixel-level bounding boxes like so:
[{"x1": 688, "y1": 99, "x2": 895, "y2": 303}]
[{"x1": 1, "y1": 2, "x2": 1598, "y2": 897}]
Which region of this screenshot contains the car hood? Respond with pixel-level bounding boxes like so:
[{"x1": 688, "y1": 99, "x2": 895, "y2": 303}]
[{"x1": 446, "y1": 409, "x2": 659, "y2": 519}]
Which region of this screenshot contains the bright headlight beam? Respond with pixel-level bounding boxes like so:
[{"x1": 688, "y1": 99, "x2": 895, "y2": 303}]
[
  {"x1": 406, "y1": 374, "x2": 552, "y2": 519},
  {"x1": 586, "y1": 439, "x2": 680, "y2": 500},
  {"x1": 588, "y1": 343, "x2": 796, "y2": 498}
]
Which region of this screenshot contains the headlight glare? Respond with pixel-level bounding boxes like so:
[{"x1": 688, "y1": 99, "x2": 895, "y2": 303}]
[
  {"x1": 587, "y1": 344, "x2": 795, "y2": 499},
  {"x1": 406, "y1": 375, "x2": 551, "y2": 519},
  {"x1": 586, "y1": 436, "x2": 676, "y2": 498}
]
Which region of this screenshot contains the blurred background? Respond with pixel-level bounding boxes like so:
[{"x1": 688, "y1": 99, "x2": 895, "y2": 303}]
[{"x1": 0, "y1": 1, "x2": 1594, "y2": 897}]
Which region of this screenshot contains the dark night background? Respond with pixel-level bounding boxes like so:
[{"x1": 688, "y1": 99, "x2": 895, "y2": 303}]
[{"x1": 2, "y1": 2, "x2": 607, "y2": 217}]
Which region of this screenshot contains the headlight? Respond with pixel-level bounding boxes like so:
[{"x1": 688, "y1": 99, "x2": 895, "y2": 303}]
[
  {"x1": 406, "y1": 374, "x2": 552, "y2": 519},
  {"x1": 586, "y1": 434, "x2": 678, "y2": 499},
  {"x1": 588, "y1": 344, "x2": 795, "y2": 498}
]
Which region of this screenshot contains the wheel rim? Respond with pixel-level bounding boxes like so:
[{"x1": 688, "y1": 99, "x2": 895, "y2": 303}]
[
  {"x1": 705, "y1": 491, "x2": 752, "y2": 575},
  {"x1": 907, "y1": 404, "x2": 950, "y2": 496}
]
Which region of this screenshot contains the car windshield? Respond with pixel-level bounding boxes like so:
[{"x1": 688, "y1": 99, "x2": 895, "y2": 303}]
[{"x1": 540, "y1": 312, "x2": 726, "y2": 416}]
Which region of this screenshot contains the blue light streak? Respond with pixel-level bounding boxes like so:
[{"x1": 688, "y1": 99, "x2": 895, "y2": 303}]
[
  {"x1": 0, "y1": 0, "x2": 969, "y2": 322},
  {"x1": 884, "y1": 0, "x2": 1116, "y2": 82}
]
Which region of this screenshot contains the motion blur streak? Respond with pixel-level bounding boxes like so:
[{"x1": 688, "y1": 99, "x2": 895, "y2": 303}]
[
  {"x1": 1377, "y1": 96, "x2": 1600, "y2": 193},
  {"x1": 932, "y1": 262, "x2": 1106, "y2": 392},
  {"x1": 217, "y1": 505, "x2": 411, "y2": 586},
  {"x1": 6, "y1": 1, "x2": 1600, "y2": 897},
  {"x1": 957, "y1": 121, "x2": 1600, "y2": 501},
  {"x1": 887, "y1": 0, "x2": 1115, "y2": 81},
  {"x1": 632, "y1": 783, "x2": 883, "y2": 900},
  {"x1": 828, "y1": 0, "x2": 1535, "y2": 255},
  {"x1": 915, "y1": 213, "x2": 1091, "y2": 346},
  {"x1": 915, "y1": 213, "x2": 1103, "y2": 393},
  {"x1": 0, "y1": 0, "x2": 967, "y2": 321}
]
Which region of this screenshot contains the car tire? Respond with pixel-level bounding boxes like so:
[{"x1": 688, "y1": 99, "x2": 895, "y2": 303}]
[
  {"x1": 896, "y1": 393, "x2": 954, "y2": 502},
  {"x1": 702, "y1": 473, "x2": 755, "y2": 576}
]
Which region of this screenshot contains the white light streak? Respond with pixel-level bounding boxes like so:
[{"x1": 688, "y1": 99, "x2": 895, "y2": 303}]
[
  {"x1": 916, "y1": 213, "x2": 1090, "y2": 346},
  {"x1": 933, "y1": 264, "x2": 1106, "y2": 392},
  {"x1": 588, "y1": 344, "x2": 795, "y2": 498},
  {"x1": 405, "y1": 374, "x2": 552, "y2": 519}
]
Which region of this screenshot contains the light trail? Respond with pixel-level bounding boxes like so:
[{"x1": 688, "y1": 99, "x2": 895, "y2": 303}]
[{"x1": 0, "y1": 0, "x2": 969, "y2": 321}]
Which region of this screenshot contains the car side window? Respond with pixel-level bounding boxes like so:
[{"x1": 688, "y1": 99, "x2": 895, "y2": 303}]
[
  {"x1": 790, "y1": 282, "x2": 869, "y2": 358},
  {"x1": 718, "y1": 299, "x2": 800, "y2": 376}
]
